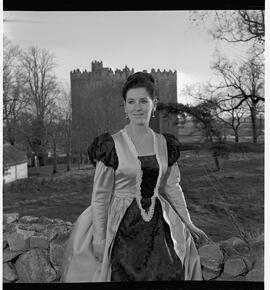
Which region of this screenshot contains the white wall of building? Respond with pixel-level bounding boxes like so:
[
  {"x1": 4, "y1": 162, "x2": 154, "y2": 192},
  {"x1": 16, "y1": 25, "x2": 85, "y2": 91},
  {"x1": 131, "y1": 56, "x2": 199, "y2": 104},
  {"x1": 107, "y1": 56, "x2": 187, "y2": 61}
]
[{"x1": 4, "y1": 162, "x2": 28, "y2": 184}]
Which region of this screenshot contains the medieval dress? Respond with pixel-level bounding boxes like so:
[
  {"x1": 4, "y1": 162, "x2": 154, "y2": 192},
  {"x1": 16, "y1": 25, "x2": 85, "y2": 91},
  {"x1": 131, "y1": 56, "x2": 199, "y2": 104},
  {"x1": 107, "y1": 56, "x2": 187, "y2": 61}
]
[{"x1": 61, "y1": 126, "x2": 202, "y2": 282}]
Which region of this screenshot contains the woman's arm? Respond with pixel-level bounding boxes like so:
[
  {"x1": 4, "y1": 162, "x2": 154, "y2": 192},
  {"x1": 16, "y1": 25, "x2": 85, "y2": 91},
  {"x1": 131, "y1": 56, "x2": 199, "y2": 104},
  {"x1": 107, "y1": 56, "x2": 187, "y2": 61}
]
[
  {"x1": 91, "y1": 160, "x2": 115, "y2": 261},
  {"x1": 163, "y1": 162, "x2": 209, "y2": 243},
  {"x1": 163, "y1": 162, "x2": 193, "y2": 225}
]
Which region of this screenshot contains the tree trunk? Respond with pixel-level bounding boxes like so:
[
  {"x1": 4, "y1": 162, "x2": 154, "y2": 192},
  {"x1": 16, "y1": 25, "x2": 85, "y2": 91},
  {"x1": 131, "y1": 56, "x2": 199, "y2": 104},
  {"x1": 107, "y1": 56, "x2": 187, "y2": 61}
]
[
  {"x1": 66, "y1": 133, "x2": 71, "y2": 171},
  {"x1": 77, "y1": 152, "x2": 81, "y2": 169},
  {"x1": 250, "y1": 102, "x2": 258, "y2": 144},
  {"x1": 213, "y1": 153, "x2": 220, "y2": 171},
  {"x1": 7, "y1": 125, "x2": 15, "y2": 146},
  {"x1": 52, "y1": 140, "x2": 57, "y2": 174},
  {"x1": 233, "y1": 129, "x2": 239, "y2": 143},
  {"x1": 66, "y1": 152, "x2": 71, "y2": 171}
]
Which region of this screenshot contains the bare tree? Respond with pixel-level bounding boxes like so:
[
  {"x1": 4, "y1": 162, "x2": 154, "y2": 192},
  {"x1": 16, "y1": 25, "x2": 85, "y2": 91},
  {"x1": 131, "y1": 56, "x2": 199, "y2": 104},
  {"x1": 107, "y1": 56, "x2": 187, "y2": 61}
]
[
  {"x1": 19, "y1": 46, "x2": 59, "y2": 165},
  {"x1": 211, "y1": 96, "x2": 249, "y2": 143},
  {"x1": 190, "y1": 10, "x2": 264, "y2": 54},
  {"x1": 45, "y1": 102, "x2": 61, "y2": 174},
  {"x1": 211, "y1": 54, "x2": 264, "y2": 143},
  {"x1": 3, "y1": 36, "x2": 29, "y2": 145},
  {"x1": 56, "y1": 85, "x2": 73, "y2": 171}
]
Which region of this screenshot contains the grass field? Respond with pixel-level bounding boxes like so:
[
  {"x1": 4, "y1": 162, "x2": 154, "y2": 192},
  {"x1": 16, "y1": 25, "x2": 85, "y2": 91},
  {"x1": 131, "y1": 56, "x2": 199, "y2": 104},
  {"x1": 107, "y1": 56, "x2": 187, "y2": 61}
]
[{"x1": 3, "y1": 151, "x2": 264, "y2": 242}]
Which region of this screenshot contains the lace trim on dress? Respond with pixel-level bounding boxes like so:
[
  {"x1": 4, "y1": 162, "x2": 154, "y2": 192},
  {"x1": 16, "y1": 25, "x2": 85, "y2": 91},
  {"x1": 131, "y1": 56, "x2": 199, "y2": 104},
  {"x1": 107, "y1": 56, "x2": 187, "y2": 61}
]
[{"x1": 122, "y1": 127, "x2": 162, "y2": 222}]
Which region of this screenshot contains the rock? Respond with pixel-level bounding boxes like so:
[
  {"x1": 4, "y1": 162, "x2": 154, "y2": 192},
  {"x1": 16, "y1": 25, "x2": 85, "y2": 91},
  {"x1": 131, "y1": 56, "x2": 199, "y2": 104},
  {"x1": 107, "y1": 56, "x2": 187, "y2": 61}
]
[
  {"x1": 15, "y1": 248, "x2": 57, "y2": 283},
  {"x1": 3, "y1": 279, "x2": 12, "y2": 283},
  {"x1": 33, "y1": 224, "x2": 47, "y2": 232},
  {"x1": 215, "y1": 273, "x2": 247, "y2": 281},
  {"x1": 52, "y1": 218, "x2": 65, "y2": 224},
  {"x1": 3, "y1": 232, "x2": 9, "y2": 249},
  {"x1": 249, "y1": 233, "x2": 264, "y2": 248},
  {"x1": 242, "y1": 253, "x2": 256, "y2": 271},
  {"x1": 245, "y1": 268, "x2": 264, "y2": 281},
  {"x1": 43, "y1": 224, "x2": 72, "y2": 242},
  {"x1": 3, "y1": 248, "x2": 24, "y2": 262},
  {"x1": 223, "y1": 256, "x2": 248, "y2": 277},
  {"x1": 221, "y1": 245, "x2": 239, "y2": 257},
  {"x1": 202, "y1": 267, "x2": 221, "y2": 280},
  {"x1": 52, "y1": 265, "x2": 62, "y2": 281},
  {"x1": 4, "y1": 223, "x2": 19, "y2": 233},
  {"x1": 3, "y1": 239, "x2": 8, "y2": 249},
  {"x1": 6, "y1": 228, "x2": 35, "y2": 251},
  {"x1": 19, "y1": 216, "x2": 39, "y2": 224},
  {"x1": 30, "y1": 235, "x2": 49, "y2": 249},
  {"x1": 3, "y1": 262, "x2": 18, "y2": 282},
  {"x1": 19, "y1": 223, "x2": 47, "y2": 232},
  {"x1": 198, "y1": 243, "x2": 224, "y2": 272},
  {"x1": 49, "y1": 233, "x2": 69, "y2": 266},
  {"x1": 36, "y1": 216, "x2": 54, "y2": 225},
  {"x1": 18, "y1": 223, "x2": 36, "y2": 231},
  {"x1": 245, "y1": 245, "x2": 264, "y2": 281},
  {"x1": 3, "y1": 213, "x2": 19, "y2": 224},
  {"x1": 220, "y1": 237, "x2": 250, "y2": 254}
]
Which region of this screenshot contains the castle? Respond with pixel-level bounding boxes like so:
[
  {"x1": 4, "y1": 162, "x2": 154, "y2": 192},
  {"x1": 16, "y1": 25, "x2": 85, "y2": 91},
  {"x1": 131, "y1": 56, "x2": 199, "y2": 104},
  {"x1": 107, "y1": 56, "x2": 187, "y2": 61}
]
[{"x1": 70, "y1": 60, "x2": 178, "y2": 153}]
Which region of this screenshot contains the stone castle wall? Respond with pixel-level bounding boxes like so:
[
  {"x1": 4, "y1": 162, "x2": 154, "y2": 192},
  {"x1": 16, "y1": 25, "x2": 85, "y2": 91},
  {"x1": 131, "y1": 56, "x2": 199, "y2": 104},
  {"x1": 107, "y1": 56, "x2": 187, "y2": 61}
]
[
  {"x1": 3, "y1": 213, "x2": 263, "y2": 283},
  {"x1": 70, "y1": 61, "x2": 179, "y2": 153}
]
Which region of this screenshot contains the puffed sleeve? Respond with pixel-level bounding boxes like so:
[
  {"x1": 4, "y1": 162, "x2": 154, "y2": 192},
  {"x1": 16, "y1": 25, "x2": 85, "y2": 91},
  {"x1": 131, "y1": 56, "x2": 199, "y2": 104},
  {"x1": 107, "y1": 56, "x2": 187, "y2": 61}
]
[
  {"x1": 163, "y1": 133, "x2": 181, "y2": 166},
  {"x1": 162, "y1": 133, "x2": 193, "y2": 226},
  {"x1": 87, "y1": 134, "x2": 118, "y2": 245},
  {"x1": 88, "y1": 133, "x2": 118, "y2": 170}
]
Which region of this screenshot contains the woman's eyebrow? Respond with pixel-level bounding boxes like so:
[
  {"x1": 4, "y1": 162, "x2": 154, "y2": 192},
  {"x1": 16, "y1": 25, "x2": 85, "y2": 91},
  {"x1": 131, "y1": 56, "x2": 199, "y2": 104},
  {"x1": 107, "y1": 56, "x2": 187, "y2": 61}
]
[{"x1": 127, "y1": 97, "x2": 148, "y2": 101}]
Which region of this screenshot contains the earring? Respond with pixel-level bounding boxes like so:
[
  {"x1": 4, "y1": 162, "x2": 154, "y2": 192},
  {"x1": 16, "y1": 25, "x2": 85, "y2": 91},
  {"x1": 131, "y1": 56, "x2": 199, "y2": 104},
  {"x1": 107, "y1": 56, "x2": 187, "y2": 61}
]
[
  {"x1": 125, "y1": 113, "x2": 129, "y2": 119},
  {"x1": 152, "y1": 110, "x2": 155, "y2": 118}
]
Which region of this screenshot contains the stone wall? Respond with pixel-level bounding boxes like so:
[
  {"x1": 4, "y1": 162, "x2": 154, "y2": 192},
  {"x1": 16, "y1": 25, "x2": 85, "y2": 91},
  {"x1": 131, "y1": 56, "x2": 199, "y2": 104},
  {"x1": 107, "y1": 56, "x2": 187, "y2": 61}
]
[
  {"x1": 3, "y1": 213, "x2": 72, "y2": 283},
  {"x1": 197, "y1": 236, "x2": 264, "y2": 281},
  {"x1": 3, "y1": 213, "x2": 264, "y2": 283}
]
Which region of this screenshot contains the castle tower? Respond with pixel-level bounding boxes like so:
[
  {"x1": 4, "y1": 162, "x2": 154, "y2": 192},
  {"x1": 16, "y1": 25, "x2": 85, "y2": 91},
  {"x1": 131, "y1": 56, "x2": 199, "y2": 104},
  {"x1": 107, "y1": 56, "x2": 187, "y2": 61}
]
[
  {"x1": 70, "y1": 61, "x2": 178, "y2": 153},
  {"x1": 91, "y1": 60, "x2": 103, "y2": 73}
]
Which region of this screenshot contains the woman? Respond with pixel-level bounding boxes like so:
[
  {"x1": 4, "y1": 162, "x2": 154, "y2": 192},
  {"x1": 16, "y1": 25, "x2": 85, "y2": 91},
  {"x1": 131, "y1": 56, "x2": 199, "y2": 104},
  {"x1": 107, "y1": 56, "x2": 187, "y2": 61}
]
[{"x1": 61, "y1": 72, "x2": 209, "y2": 282}]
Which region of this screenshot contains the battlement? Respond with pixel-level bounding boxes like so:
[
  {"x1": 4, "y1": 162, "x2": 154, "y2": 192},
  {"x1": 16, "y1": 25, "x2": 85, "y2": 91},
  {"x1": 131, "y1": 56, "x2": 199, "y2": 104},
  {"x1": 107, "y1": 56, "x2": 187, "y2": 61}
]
[
  {"x1": 70, "y1": 60, "x2": 177, "y2": 81},
  {"x1": 91, "y1": 60, "x2": 103, "y2": 72}
]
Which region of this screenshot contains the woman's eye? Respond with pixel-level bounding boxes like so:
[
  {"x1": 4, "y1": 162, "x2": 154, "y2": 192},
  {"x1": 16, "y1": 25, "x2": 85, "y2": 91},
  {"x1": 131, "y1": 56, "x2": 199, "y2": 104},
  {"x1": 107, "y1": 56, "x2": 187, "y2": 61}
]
[{"x1": 140, "y1": 100, "x2": 148, "y2": 103}]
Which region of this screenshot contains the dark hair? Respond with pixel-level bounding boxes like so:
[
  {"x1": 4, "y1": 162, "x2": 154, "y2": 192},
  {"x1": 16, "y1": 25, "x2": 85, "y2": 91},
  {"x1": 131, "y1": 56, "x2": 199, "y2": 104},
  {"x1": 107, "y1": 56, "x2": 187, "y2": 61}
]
[{"x1": 122, "y1": 72, "x2": 155, "y2": 101}]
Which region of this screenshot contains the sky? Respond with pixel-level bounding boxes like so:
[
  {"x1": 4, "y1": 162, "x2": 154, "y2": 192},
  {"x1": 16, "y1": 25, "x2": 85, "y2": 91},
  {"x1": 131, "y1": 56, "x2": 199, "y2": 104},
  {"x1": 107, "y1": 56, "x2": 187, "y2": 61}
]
[{"x1": 3, "y1": 11, "x2": 253, "y2": 104}]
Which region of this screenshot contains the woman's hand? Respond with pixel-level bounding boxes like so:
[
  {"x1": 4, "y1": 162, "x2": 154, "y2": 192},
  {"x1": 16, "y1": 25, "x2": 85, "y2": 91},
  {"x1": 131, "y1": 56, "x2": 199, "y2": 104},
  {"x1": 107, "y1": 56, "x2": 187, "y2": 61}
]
[
  {"x1": 92, "y1": 242, "x2": 105, "y2": 263},
  {"x1": 186, "y1": 223, "x2": 211, "y2": 244}
]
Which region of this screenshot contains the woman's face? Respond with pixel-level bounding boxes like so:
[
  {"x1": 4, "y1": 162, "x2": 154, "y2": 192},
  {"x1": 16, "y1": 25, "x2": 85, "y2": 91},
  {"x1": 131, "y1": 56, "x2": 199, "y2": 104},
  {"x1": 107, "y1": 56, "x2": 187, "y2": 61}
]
[{"x1": 124, "y1": 87, "x2": 155, "y2": 126}]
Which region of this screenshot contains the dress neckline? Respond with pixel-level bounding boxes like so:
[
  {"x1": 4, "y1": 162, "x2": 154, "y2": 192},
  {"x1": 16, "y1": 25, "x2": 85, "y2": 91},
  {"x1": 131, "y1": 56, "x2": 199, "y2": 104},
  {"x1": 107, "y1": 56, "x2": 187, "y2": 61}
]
[
  {"x1": 121, "y1": 126, "x2": 163, "y2": 222},
  {"x1": 122, "y1": 125, "x2": 154, "y2": 156}
]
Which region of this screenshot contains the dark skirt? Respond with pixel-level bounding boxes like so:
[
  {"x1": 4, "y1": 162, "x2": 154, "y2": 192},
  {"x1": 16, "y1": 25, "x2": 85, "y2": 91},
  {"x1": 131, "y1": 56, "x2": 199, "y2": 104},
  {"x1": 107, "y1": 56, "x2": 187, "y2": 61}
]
[{"x1": 110, "y1": 198, "x2": 185, "y2": 281}]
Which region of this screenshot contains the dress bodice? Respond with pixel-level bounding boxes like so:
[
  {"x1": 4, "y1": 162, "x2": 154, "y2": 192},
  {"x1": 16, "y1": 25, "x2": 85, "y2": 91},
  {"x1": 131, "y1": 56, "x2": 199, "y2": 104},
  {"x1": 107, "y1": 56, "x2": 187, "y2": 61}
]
[
  {"x1": 138, "y1": 155, "x2": 159, "y2": 198},
  {"x1": 138, "y1": 155, "x2": 159, "y2": 211}
]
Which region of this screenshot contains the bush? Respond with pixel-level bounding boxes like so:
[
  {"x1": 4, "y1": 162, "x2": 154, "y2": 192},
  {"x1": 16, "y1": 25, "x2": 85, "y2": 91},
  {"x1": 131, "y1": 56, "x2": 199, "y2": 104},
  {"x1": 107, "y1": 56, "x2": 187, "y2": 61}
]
[
  {"x1": 180, "y1": 143, "x2": 203, "y2": 151},
  {"x1": 180, "y1": 142, "x2": 264, "y2": 154},
  {"x1": 228, "y1": 142, "x2": 264, "y2": 153}
]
